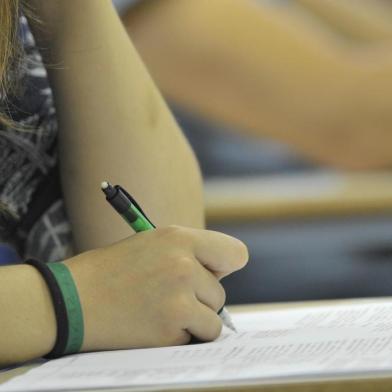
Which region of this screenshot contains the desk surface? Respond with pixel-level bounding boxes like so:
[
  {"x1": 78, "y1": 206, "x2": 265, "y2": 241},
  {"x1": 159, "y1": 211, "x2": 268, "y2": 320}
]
[
  {"x1": 1, "y1": 297, "x2": 392, "y2": 392},
  {"x1": 204, "y1": 172, "x2": 392, "y2": 223}
]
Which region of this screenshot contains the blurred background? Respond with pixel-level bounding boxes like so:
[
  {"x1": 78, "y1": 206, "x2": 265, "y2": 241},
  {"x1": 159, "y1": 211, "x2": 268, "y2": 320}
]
[{"x1": 115, "y1": 0, "x2": 392, "y2": 304}]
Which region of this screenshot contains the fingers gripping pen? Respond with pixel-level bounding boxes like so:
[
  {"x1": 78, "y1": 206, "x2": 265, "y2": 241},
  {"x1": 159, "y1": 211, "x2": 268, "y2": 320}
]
[{"x1": 101, "y1": 181, "x2": 237, "y2": 333}]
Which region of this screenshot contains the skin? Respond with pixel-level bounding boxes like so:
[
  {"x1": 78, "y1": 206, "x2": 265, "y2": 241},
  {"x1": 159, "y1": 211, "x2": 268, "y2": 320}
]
[
  {"x1": 29, "y1": 0, "x2": 205, "y2": 250},
  {"x1": 122, "y1": 0, "x2": 392, "y2": 169},
  {"x1": 296, "y1": 0, "x2": 392, "y2": 42},
  {"x1": 0, "y1": 227, "x2": 248, "y2": 366},
  {"x1": 0, "y1": 0, "x2": 249, "y2": 367}
]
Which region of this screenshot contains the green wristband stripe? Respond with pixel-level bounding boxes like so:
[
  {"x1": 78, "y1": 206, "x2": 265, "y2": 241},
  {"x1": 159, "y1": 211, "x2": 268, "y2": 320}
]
[{"x1": 47, "y1": 263, "x2": 84, "y2": 354}]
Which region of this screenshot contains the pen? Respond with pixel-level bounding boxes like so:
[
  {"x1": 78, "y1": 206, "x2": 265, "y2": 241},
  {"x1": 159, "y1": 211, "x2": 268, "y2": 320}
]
[{"x1": 101, "y1": 181, "x2": 237, "y2": 333}]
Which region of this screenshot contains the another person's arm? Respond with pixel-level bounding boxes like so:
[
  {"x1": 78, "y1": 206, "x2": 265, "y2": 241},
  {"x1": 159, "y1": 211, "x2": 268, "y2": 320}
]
[
  {"x1": 123, "y1": 0, "x2": 392, "y2": 169},
  {"x1": 297, "y1": 0, "x2": 392, "y2": 43}
]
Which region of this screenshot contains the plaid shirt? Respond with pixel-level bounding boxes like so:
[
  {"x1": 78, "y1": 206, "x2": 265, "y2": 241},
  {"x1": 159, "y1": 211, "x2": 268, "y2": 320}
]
[{"x1": 0, "y1": 16, "x2": 73, "y2": 263}]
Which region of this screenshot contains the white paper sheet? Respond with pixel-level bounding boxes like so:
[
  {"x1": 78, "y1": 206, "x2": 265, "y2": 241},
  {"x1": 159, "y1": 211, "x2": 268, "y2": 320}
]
[{"x1": 2, "y1": 301, "x2": 392, "y2": 391}]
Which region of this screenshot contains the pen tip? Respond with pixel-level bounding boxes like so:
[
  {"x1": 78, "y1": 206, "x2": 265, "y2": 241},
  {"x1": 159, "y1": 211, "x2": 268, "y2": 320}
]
[{"x1": 101, "y1": 181, "x2": 109, "y2": 190}]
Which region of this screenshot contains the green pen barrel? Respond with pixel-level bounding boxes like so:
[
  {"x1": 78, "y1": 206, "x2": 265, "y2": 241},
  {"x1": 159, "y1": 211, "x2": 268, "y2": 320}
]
[{"x1": 122, "y1": 204, "x2": 155, "y2": 232}]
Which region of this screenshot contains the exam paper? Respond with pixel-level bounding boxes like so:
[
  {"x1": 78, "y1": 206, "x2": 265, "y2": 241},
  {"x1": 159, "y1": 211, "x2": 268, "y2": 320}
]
[{"x1": 2, "y1": 301, "x2": 392, "y2": 391}]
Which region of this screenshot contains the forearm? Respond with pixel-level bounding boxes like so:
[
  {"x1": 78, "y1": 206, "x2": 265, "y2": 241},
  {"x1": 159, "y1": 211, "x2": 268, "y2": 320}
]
[
  {"x1": 29, "y1": 1, "x2": 204, "y2": 251},
  {"x1": 0, "y1": 265, "x2": 56, "y2": 366},
  {"x1": 124, "y1": 0, "x2": 392, "y2": 169},
  {"x1": 296, "y1": 0, "x2": 392, "y2": 43}
]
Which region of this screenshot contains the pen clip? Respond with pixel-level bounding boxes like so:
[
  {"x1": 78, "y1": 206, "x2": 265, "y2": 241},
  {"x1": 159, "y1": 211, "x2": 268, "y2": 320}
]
[{"x1": 116, "y1": 185, "x2": 156, "y2": 229}]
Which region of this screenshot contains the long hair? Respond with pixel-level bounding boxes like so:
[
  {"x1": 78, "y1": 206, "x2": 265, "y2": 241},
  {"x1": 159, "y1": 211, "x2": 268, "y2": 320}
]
[{"x1": 0, "y1": 0, "x2": 21, "y2": 126}]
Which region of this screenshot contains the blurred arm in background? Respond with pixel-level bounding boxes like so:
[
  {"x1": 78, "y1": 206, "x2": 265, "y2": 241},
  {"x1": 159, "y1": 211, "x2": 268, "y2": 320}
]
[
  {"x1": 122, "y1": 0, "x2": 392, "y2": 170},
  {"x1": 296, "y1": 0, "x2": 392, "y2": 43}
]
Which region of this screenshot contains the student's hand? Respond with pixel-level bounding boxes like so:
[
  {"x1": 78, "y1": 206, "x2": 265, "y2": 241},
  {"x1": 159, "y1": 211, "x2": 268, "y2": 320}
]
[{"x1": 65, "y1": 226, "x2": 248, "y2": 352}]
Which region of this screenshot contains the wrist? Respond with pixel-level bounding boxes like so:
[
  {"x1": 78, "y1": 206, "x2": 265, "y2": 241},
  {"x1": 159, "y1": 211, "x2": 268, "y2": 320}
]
[
  {"x1": 25, "y1": 259, "x2": 85, "y2": 358},
  {"x1": 63, "y1": 252, "x2": 101, "y2": 352},
  {"x1": 0, "y1": 265, "x2": 56, "y2": 365},
  {"x1": 23, "y1": 264, "x2": 58, "y2": 356}
]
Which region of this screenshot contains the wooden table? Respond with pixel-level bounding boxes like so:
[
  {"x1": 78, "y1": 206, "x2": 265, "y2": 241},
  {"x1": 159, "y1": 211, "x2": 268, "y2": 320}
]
[
  {"x1": 204, "y1": 172, "x2": 392, "y2": 223},
  {"x1": 1, "y1": 298, "x2": 392, "y2": 392}
]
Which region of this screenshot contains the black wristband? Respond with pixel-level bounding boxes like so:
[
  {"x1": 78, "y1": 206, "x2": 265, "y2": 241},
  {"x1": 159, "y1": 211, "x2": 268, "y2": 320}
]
[{"x1": 25, "y1": 259, "x2": 69, "y2": 359}]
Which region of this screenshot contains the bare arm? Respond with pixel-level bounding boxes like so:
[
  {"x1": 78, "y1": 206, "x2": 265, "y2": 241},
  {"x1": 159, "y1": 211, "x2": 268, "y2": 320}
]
[
  {"x1": 29, "y1": 0, "x2": 204, "y2": 252},
  {"x1": 297, "y1": 0, "x2": 392, "y2": 43},
  {"x1": 0, "y1": 265, "x2": 56, "y2": 367},
  {"x1": 123, "y1": 0, "x2": 392, "y2": 169},
  {"x1": 0, "y1": 227, "x2": 247, "y2": 366},
  {"x1": 1, "y1": 1, "x2": 255, "y2": 366}
]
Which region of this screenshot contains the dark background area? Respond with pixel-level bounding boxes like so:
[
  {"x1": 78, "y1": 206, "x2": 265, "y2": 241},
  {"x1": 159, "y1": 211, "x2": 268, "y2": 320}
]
[{"x1": 173, "y1": 106, "x2": 392, "y2": 305}]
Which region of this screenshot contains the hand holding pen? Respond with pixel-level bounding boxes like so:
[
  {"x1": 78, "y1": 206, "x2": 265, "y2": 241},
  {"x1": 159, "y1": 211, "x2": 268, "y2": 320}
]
[{"x1": 101, "y1": 181, "x2": 245, "y2": 333}]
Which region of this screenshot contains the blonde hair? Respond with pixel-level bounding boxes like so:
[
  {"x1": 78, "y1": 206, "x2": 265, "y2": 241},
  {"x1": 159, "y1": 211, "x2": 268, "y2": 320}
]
[{"x1": 0, "y1": 0, "x2": 21, "y2": 126}]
